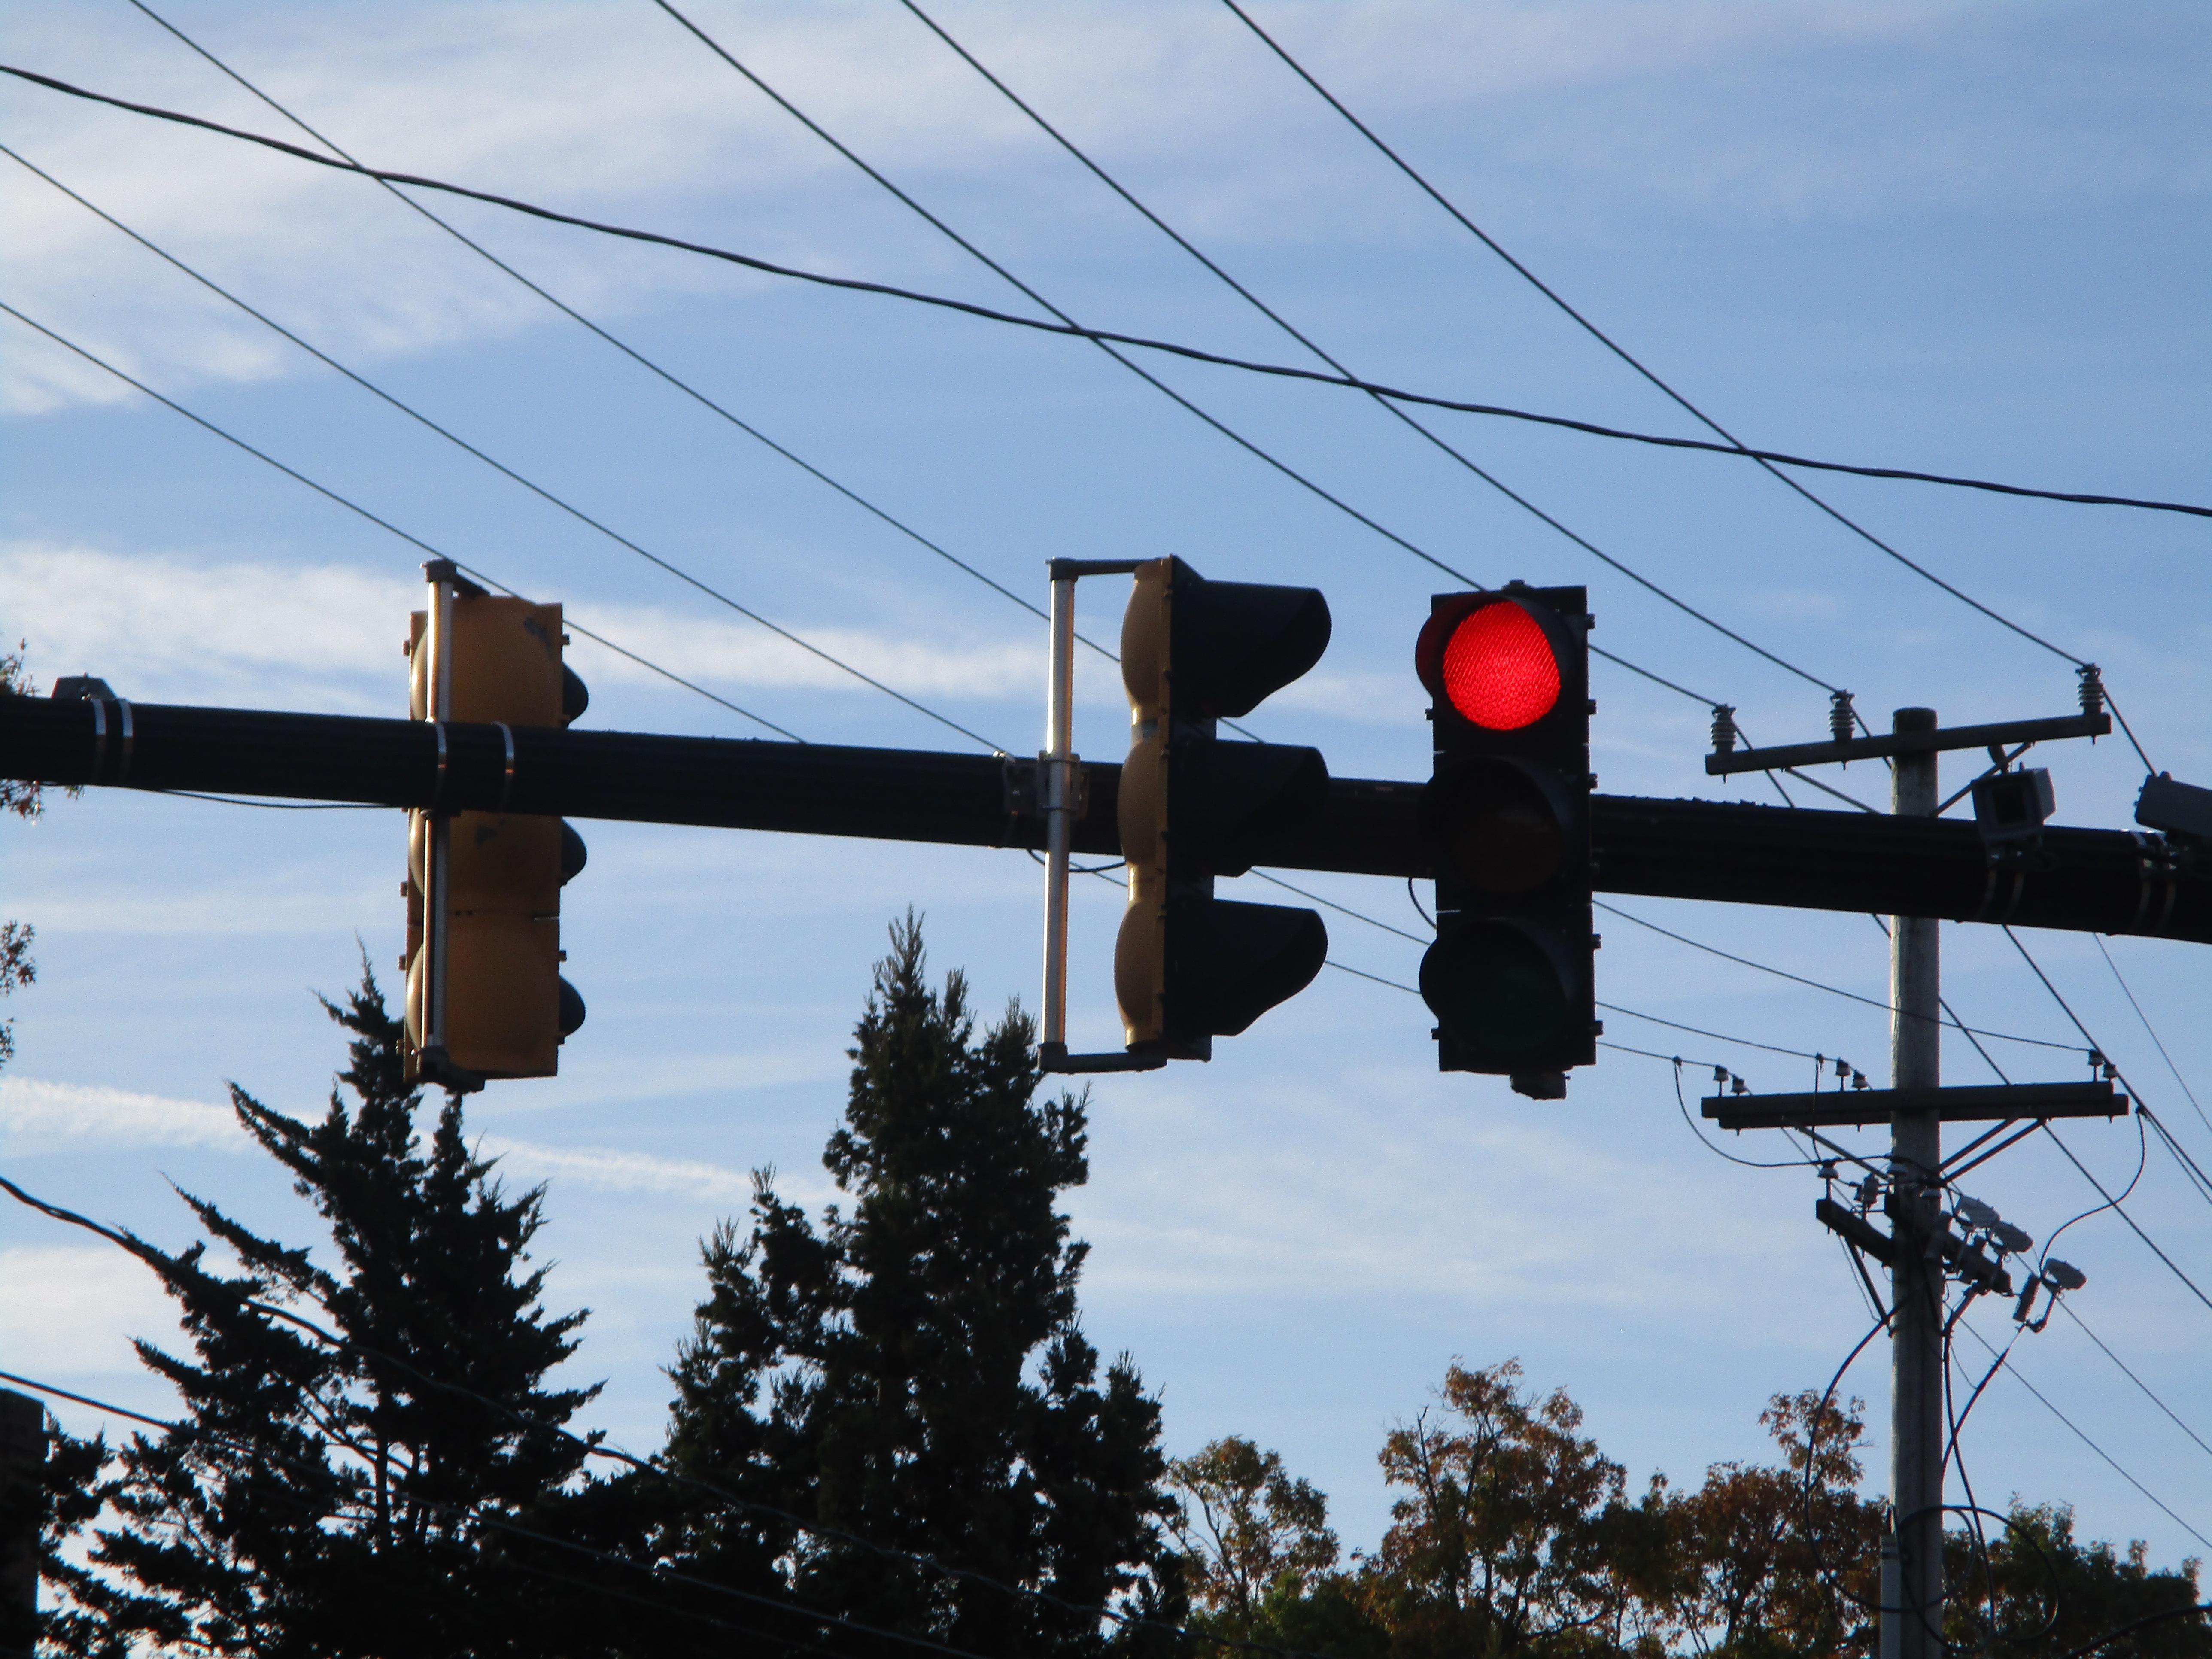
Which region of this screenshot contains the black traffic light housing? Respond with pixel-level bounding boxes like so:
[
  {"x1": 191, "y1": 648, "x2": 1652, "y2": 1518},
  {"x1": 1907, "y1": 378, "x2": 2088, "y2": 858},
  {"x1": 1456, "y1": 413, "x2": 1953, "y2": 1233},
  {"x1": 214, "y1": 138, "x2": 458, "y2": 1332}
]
[
  {"x1": 1414, "y1": 583, "x2": 1596, "y2": 1097},
  {"x1": 1115, "y1": 557, "x2": 1331, "y2": 1060}
]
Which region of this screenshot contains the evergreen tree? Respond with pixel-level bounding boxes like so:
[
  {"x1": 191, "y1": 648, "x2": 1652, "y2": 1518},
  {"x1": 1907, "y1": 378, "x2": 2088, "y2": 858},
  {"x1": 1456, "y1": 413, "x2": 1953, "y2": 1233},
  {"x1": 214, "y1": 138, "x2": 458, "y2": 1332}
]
[
  {"x1": 657, "y1": 916, "x2": 1183, "y2": 1655},
  {"x1": 47, "y1": 962, "x2": 613, "y2": 1656}
]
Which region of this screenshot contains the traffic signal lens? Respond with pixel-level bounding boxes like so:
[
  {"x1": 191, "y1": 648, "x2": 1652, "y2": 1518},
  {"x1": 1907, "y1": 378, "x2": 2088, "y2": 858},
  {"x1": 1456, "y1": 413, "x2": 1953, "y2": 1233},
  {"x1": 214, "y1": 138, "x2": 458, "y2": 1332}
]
[
  {"x1": 1443, "y1": 602, "x2": 1559, "y2": 730},
  {"x1": 1420, "y1": 923, "x2": 1571, "y2": 1057}
]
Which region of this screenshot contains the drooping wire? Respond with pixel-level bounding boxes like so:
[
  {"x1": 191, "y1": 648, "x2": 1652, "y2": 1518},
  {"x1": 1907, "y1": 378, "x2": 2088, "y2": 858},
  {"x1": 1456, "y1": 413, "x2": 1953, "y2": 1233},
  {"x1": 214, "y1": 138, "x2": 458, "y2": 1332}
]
[
  {"x1": 894, "y1": 0, "x2": 1871, "y2": 706},
  {"x1": 2094, "y1": 933, "x2": 2212, "y2": 1142},
  {"x1": 2058, "y1": 1603, "x2": 2212, "y2": 1659},
  {"x1": 4, "y1": 64, "x2": 2199, "y2": 533},
  {"x1": 2052, "y1": 1297, "x2": 2212, "y2": 1464},
  {"x1": 631, "y1": 12, "x2": 1738, "y2": 715},
  {"x1": 1668, "y1": 1059, "x2": 1827, "y2": 1171},
  {"x1": 0, "y1": 1367, "x2": 960, "y2": 1658},
  {"x1": 1212, "y1": 0, "x2": 2169, "y2": 778},
  {"x1": 0, "y1": 150, "x2": 1005, "y2": 756},
  {"x1": 1998, "y1": 927, "x2": 2212, "y2": 1312},
  {"x1": 1953, "y1": 1314, "x2": 2212, "y2": 1553},
  {"x1": 117, "y1": 0, "x2": 1124, "y2": 671},
  {"x1": 2, "y1": 302, "x2": 807, "y2": 745},
  {"x1": 0, "y1": 1167, "x2": 1357, "y2": 1659},
  {"x1": 1598, "y1": 899, "x2": 2078, "y2": 1049}
]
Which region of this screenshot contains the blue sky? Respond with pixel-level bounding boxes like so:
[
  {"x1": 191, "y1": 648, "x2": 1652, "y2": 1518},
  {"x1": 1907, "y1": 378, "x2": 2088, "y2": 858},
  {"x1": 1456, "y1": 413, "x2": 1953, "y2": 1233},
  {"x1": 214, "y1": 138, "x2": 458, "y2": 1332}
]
[{"x1": 4, "y1": 0, "x2": 2210, "y2": 1574}]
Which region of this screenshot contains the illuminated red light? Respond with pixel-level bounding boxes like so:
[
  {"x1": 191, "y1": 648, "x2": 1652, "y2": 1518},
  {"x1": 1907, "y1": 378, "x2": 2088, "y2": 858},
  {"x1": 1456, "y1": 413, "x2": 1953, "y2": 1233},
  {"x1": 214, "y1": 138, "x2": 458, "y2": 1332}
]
[{"x1": 1443, "y1": 601, "x2": 1560, "y2": 730}]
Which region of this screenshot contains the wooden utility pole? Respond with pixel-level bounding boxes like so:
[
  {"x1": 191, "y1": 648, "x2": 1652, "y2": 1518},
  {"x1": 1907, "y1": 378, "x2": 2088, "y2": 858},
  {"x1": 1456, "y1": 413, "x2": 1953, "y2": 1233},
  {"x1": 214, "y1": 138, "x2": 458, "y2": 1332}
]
[{"x1": 1887, "y1": 709, "x2": 1944, "y2": 1659}]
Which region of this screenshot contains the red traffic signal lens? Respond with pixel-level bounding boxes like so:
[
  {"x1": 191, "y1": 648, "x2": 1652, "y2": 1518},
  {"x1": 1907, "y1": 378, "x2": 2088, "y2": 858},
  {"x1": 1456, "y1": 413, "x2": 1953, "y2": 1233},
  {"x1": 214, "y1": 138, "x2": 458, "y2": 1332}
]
[{"x1": 1441, "y1": 601, "x2": 1559, "y2": 730}]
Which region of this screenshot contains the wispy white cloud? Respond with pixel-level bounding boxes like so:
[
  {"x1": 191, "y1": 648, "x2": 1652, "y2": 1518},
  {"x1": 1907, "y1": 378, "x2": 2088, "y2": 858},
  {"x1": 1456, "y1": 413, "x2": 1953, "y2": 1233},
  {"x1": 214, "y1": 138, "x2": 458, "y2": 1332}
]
[
  {"x1": 477, "y1": 1133, "x2": 754, "y2": 1203},
  {"x1": 5, "y1": 0, "x2": 2201, "y2": 413},
  {"x1": 0, "y1": 1245, "x2": 182, "y2": 1377},
  {"x1": 0, "y1": 1076, "x2": 240, "y2": 1152},
  {"x1": 2, "y1": 541, "x2": 1042, "y2": 712}
]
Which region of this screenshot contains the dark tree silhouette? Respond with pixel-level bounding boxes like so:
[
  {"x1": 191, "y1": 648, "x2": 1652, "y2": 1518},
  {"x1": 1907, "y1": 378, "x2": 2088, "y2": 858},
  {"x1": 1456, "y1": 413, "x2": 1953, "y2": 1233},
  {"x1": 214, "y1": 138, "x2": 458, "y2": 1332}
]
[{"x1": 655, "y1": 915, "x2": 1184, "y2": 1655}]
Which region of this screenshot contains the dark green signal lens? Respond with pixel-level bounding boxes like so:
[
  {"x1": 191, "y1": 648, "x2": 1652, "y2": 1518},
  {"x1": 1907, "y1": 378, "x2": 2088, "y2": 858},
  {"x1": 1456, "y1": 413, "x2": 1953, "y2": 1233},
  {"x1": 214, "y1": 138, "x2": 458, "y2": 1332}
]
[{"x1": 1419, "y1": 922, "x2": 1571, "y2": 1057}]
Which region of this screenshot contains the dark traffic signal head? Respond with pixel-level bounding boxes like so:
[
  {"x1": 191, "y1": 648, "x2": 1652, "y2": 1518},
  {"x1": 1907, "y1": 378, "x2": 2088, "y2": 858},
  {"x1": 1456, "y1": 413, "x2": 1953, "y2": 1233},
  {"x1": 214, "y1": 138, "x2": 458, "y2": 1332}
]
[
  {"x1": 1414, "y1": 586, "x2": 1595, "y2": 1096},
  {"x1": 1114, "y1": 557, "x2": 1331, "y2": 1060},
  {"x1": 402, "y1": 564, "x2": 587, "y2": 1090}
]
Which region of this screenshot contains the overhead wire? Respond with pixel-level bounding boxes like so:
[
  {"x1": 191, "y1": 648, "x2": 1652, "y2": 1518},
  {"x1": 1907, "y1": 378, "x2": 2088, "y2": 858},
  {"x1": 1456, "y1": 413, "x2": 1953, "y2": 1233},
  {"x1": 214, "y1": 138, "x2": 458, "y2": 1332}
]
[
  {"x1": 58, "y1": 20, "x2": 1698, "y2": 718},
  {"x1": 892, "y1": 0, "x2": 1869, "y2": 709},
  {"x1": 1954, "y1": 1315, "x2": 2212, "y2": 1553},
  {"x1": 2052, "y1": 1297, "x2": 2212, "y2": 1465},
  {"x1": 31, "y1": 49, "x2": 2167, "y2": 752},
  {"x1": 0, "y1": 1368, "x2": 946, "y2": 1658},
  {"x1": 1998, "y1": 926, "x2": 2212, "y2": 1312},
  {"x1": 0, "y1": 144, "x2": 1004, "y2": 756},
  {"x1": 1598, "y1": 899, "x2": 2078, "y2": 1049},
  {"x1": 1212, "y1": 0, "x2": 2169, "y2": 777},
  {"x1": 115, "y1": 0, "x2": 1128, "y2": 674},
  {"x1": 2094, "y1": 932, "x2": 2212, "y2": 1142},
  {"x1": 0, "y1": 1167, "x2": 1361, "y2": 1659},
  {"x1": 4, "y1": 63, "x2": 2200, "y2": 533},
  {"x1": 0, "y1": 299, "x2": 805, "y2": 742}
]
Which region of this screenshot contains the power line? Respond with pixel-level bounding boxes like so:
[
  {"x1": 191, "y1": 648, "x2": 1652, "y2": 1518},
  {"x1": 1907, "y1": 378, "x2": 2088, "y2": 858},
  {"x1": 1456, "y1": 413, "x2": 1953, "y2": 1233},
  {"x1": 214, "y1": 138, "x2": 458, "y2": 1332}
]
[
  {"x1": 1954, "y1": 1315, "x2": 2212, "y2": 1553},
  {"x1": 115, "y1": 0, "x2": 1127, "y2": 675},
  {"x1": 2053, "y1": 1298, "x2": 2212, "y2": 1465},
  {"x1": 1212, "y1": 0, "x2": 2183, "y2": 751},
  {"x1": 0, "y1": 1367, "x2": 919, "y2": 1658},
  {"x1": 1258, "y1": 867, "x2": 1875, "y2": 1077},
  {"x1": 892, "y1": 0, "x2": 1876, "y2": 711},
  {"x1": 2094, "y1": 933, "x2": 2212, "y2": 1142},
  {"x1": 1667, "y1": 1058, "x2": 1829, "y2": 1171},
  {"x1": 0, "y1": 299, "x2": 803, "y2": 741},
  {"x1": 1597, "y1": 900, "x2": 2078, "y2": 1050},
  {"x1": 0, "y1": 55, "x2": 1793, "y2": 719},
  {"x1": 1998, "y1": 926, "x2": 2212, "y2": 1312},
  {"x1": 0, "y1": 146, "x2": 1004, "y2": 756},
  {"x1": 9, "y1": 60, "x2": 2203, "y2": 538},
  {"x1": 646, "y1": 7, "x2": 1766, "y2": 719},
  {"x1": 0, "y1": 1166, "x2": 1349, "y2": 1659},
  {"x1": 1602, "y1": 1001, "x2": 1830, "y2": 1063}
]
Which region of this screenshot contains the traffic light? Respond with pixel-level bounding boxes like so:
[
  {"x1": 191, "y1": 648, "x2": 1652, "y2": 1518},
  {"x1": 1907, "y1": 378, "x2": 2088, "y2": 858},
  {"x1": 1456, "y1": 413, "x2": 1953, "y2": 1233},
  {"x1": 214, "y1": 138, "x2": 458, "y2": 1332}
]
[
  {"x1": 1112, "y1": 556, "x2": 1331, "y2": 1061},
  {"x1": 1414, "y1": 583, "x2": 1595, "y2": 1098},
  {"x1": 402, "y1": 562, "x2": 588, "y2": 1089}
]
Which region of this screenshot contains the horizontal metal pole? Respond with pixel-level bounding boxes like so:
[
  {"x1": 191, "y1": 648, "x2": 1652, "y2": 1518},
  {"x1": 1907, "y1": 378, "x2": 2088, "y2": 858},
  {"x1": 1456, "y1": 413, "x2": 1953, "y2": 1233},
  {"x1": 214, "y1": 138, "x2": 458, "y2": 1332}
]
[
  {"x1": 5, "y1": 697, "x2": 2206, "y2": 942},
  {"x1": 1705, "y1": 710, "x2": 2110, "y2": 775},
  {"x1": 1705, "y1": 1079, "x2": 2127, "y2": 1129}
]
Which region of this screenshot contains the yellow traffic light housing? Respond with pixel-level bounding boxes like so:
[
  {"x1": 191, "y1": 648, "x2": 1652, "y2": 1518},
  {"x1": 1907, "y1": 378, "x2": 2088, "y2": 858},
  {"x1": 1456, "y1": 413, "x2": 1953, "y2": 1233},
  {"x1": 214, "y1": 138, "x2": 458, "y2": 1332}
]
[
  {"x1": 1108, "y1": 556, "x2": 1331, "y2": 1061},
  {"x1": 401, "y1": 562, "x2": 586, "y2": 1089}
]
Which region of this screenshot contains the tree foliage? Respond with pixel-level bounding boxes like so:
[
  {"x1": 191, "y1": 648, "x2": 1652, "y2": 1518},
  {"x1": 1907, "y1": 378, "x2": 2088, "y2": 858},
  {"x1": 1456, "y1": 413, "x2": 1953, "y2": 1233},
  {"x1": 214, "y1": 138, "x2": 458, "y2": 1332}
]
[
  {"x1": 1169, "y1": 1434, "x2": 1338, "y2": 1636},
  {"x1": 41, "y1": 963, "x2": 609, "y2": 1656},
  {"x1": 1197, "y1": 1364, "x2": 2203, "y2": 1659},
  {"x1": 653, "y1": 915, "x2": 1183, "y2": 1655},
  {"x1": 0, "y1": 641, "x2": 64, "y2": 1073}
]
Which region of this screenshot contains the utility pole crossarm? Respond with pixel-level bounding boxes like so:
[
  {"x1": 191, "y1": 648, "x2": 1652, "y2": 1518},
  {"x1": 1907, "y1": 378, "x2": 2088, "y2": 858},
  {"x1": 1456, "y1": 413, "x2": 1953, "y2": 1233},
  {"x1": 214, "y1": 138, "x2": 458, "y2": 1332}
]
[{"x1": 1705, "y1": 710, "x2": 2109, "y2": 775}]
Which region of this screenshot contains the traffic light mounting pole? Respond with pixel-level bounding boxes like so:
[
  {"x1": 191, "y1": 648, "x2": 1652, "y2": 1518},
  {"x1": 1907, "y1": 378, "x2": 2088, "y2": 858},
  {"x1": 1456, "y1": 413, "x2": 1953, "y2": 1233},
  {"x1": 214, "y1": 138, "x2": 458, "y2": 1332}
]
[{"x1": 1037, "y1": 558, "x2": 1164, "y2": 1075}]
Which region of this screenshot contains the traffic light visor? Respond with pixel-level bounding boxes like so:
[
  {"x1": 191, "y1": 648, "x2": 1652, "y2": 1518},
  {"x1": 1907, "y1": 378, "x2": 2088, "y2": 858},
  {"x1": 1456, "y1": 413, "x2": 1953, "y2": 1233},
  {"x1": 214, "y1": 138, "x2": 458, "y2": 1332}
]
[{"x1": 1421, "y1": 599, "x2": 1560, "y2": 731}]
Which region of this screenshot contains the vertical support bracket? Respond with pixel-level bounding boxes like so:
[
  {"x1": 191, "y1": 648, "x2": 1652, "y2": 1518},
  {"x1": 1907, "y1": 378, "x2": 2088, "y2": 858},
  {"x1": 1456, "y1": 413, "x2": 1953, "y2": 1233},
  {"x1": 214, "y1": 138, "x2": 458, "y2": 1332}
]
[{"x1": 1033, "y1": 559, "x2": 1164, "y2": 1075}]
